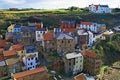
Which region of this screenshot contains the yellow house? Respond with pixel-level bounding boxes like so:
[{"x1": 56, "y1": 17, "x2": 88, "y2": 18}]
[{"x1": 7, "y1": 24, "x2": 15, "y2": 32}]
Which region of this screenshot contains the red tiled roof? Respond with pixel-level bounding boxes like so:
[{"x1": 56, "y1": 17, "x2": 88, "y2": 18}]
[
  {"x1": 12, "y1": 44, "x2": 23, "y2": 51},
  {"x1": 81, "y1": 22, "x2": 92, "y2": 25},
  {"x1": 4, "y1": 50, "x2": 17, "y2": 57},
  {"x1": 13, "y1": 67, "x2": 47, "y2": 79},
  {"x1": 62, "y1": 28, "x2": 76, "y2": 33},
  {"x1": 82, "y1": 50, "x2": 96, "y2": 58},
  {"x1": 74, "y1": 73, "x2": 87, "y2": 80},
  {"x1": 94, "y1": 5, "x2": 98, "y2": 10},
  {"x1": 44, "y1": 33, "x2": 54, "y2": 41},
  {"x1": 0, "y1": 40, "x2": 8, "y2": 48}
]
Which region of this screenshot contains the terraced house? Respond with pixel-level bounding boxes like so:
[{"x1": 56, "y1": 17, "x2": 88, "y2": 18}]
[
  {"x1": 55, "y1": 32, "x2": 75, "y2": 54},
  {"x1": 63, "y1": 51, "x2": 83, "y2": 76},
  {"x1": 23, "y1": 46, "x2": 38, "y2": 70},
  {"x1": 82, "y1": 50, "x2": 102, "y2": 75},
  {"x1": 43, "y1": 33, "x2": 56, "y2": 52}
]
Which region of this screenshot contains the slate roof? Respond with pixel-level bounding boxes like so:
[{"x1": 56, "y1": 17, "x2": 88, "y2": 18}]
[
  {"x1": 99, "y1": 5, "x2": 108, "y2": 7},
  {"x1": 24, "y1": 46, "x2": 37, "y2": 53},
  {"x1": 36, "y1": 28, "x2": 47, "y2": 31},
  {"x1": 21, "y1": 26, "x2": 36, "y2": 32},
  {"x1": 14, "y1": 25, "x2": 21, "y2": 28},
  {"x1": 55, "y1": 32, "x2": 73, "y2": 40},
  {"x1": 13, "y1": 33, "x2": 23, "y2": 39}
]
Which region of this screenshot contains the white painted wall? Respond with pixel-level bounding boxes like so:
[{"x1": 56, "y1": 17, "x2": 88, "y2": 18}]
[{"x1": 73, "y1": 55, "x2": 83, "y2": 75}]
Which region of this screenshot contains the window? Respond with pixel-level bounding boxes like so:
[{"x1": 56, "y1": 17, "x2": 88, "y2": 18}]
[
  {"x1": 31, "y1": 62, "x2": 33, "y2": 65},
  {"x1": 35, "y1": 57, "x2": 37, "y2": 61},
  {"x1": 69, "y1": 62, "x2": 71, "y2": 66},
  {"x1": 38, "y1": 34, "x2": 40, "y2": 37},
  {"x1": 62, "y1": 40, "x2": 64, "y2": 43},
  {"x1": 68, "y1": 40, "x2": 70, "y2": 43}
]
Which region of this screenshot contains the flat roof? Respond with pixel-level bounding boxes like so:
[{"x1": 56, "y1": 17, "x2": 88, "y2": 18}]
[{"x1": 66, "y1": 52, "x2": 82, "y2": 59}]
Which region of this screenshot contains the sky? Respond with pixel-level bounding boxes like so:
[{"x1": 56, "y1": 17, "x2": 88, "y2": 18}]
[{"x1": 0, "y1": 0, "x2": 120, "y2": 9}]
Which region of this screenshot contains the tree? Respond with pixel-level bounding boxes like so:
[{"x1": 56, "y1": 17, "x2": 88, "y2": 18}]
[{"x1": 68, "y1": 6, "x2": 79, "y2": 11}]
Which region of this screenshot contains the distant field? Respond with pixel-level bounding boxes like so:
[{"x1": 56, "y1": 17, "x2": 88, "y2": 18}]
[{"x1": 0, "y1": 9, "x2": 84, "y2": 14}]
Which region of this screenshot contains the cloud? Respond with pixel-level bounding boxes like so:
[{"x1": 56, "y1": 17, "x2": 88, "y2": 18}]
[
  {"x1": 0, "y1": 0, "x2": 120, "y2": 9},
  {"x1": 2, "y1": 0, "x2": 26, "y2": 4}
]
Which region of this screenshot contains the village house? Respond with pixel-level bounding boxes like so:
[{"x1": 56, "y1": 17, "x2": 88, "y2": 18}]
[
  {"x1": 12, "y1": 67, "x2": 50, "y2": 80},
  {"x1": 79, "y1": 22, "x2": 106, "y2": 33},
  {"x1": 77, "y1": 29, "x2": 94, "y2": 48},
  {"x1": 5, "y1": 32, "x2": 14, "y2": 42},
  {"x1": 7, "y1": 24, "x2": 15, "y2": 32},
  {"x1": 21, "y1": 26, "x2": 36, "y2": 46},
  {"x1": 10, "y1": 44, "x2": 25, "y2": 61},
  {"x1": 5, "y1": 58, "x2": 21, "y2": 76},
  {"x1": 63, "y1": 51, "x2": 83, "y2": 76},
  {"x1": 23, "y1": 46, "x2": 38, "y2": 70},
  {"x1": 81, "y1": 50, "x2": 102, "y2": 75},
  {"x1": 89, "y1": 4, "x2": 112, "y2": 13},
  {"x1": 55, "y1": 32, "x2": 75, "y2": 54},
  {"x1": 35, "y1": 28, "x2": 48, "y2": 47},
  {"x1": 12, "y1": 33, "x2": 23, "y2": 44},
  {"x1": 43, "y1": 33, "x2": 56, "y2": 52},
  {"x1": 0, "y1": 48, "x2": 7, "y2": 77},
  {"x1": 60, "y1": 20, "x2": 76, "y2": 29}
]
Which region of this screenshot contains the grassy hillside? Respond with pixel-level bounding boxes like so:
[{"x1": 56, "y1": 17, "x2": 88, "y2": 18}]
[{"x1": 0, "y1": 9, "x2": 120, "y2": 32}]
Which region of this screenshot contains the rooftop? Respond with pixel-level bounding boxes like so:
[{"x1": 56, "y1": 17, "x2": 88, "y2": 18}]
[
  {"x1": 74, "y1": 73, "x2": 87, "y2": 80},
  {"x1": 66, "y1": 52, "x2": 82, "y2": 59},
  {"x1": 82, "y1": 50, "x2": 96, "y2": 58},
  {"x1": 0, "y1": 40, "x2": 8, "y2": 48},
  {"x1": 12, "y1": 44, "x2": 23, "y2": 51},
  {"x1": 3, "y1": 50, "x2": 17, "y2": 57},
  {"x1": 55, "y1": 32, "x2": 73, "y2": 40},
  {"x1": 13, "y1": 67, "x2": 47, "y2": 79},
  {"x1": 5, "y1": 58, "x2": 19, "y2": 65},
  {"x1": 24, "y1": 46, "x2": 37, "y2": 53},
  {"x1": 14, "y1": 25, "x2": 21, "y2": 28},
  {"x1": 81, "y1": 22, "x2": 92, "y2": 25},
  {"x1": 44, "y1": 33, "x2": 54, "y2": 41},
  {"x1": 62, "y1": 28, "x2": 76, "y2": 33}
]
